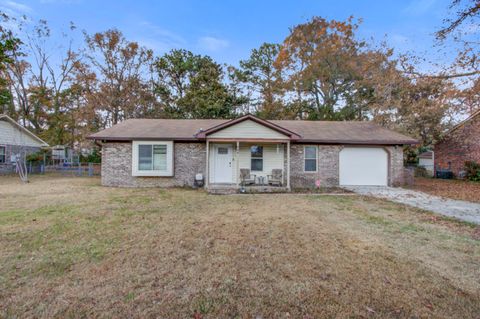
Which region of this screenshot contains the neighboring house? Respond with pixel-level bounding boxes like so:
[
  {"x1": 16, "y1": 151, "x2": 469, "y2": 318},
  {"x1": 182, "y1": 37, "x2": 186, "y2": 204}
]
[
  {"x1": 0, "y1": 114, "x2": 49, "y2": 174},
  {"x1": 418, "y1": 151, "x2": 434, "y2": 177},
  {"x1": 51, "y1": 145, "x2": 74, "y2": 163},
  {"x1": 89, "y1": 114, "x2": 417, "y2": 191},
  {"x1": 435, "y1": 109, "x2": 480, "y2": 177}
]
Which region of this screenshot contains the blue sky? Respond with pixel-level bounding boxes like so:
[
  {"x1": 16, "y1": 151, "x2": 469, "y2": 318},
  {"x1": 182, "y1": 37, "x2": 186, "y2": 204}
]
[{"x1": 0, "y1": 0, "x2": 456, "y2": 68}]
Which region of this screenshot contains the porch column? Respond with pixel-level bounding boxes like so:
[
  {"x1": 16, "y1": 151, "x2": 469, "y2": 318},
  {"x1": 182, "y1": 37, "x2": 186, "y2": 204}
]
[
  {"x1": 205, "y1": 140, "x2": 209, "y2": 188},
  {"x1": 236, "y1": 141, "x2": 240, "y2": 187},
  {"x1": 287, "y1": 141, "x2": 291, "y2": 190}
]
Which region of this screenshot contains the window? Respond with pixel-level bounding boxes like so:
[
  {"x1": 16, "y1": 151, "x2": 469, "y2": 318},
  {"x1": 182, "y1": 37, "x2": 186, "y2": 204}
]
[
  {"x1": 218, "y1": 147, "x2": 228, "y2": 154},
  {"x1": 0, "y1": 146, "x2": 5, "y2": 164},
  {"x1": 304, "y1": 146, "x2": 317, "y2": 172},
  {"x1": 132, "y1": 141, "x2": 173, "y2": 176},
  {"x1": 138, "y1": 144, "x2": 167, "y2": 171},
  {"x1": 250, "y1": 145, "x2": 263, "y2": 171}
]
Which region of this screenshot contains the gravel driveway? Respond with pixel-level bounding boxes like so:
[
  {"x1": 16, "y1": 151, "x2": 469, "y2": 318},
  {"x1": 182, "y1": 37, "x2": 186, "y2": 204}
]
[{"x1": 345, "y1": 186, "x2": 480, "y2": 224}]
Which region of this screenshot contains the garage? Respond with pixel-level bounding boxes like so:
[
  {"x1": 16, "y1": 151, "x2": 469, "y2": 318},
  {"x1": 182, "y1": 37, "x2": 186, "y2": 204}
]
[{"x1": 339, "y1": 147, "x2": 388, "y2": 186}]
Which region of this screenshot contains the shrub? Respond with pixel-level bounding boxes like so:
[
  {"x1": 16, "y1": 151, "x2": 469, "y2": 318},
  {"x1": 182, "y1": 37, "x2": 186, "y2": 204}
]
[
  {"x1": 414, "y1": 166, "x2": 429, "y2": 178},
  {"x1": 26, "y1": 151, "x2": 46, "y2": 163},
  {"x1": 464, "y1": 161, "x2": 480, "y2": 182},
  {"x1": 80, "y1": 148, "x2": 101, "y2": 163}
]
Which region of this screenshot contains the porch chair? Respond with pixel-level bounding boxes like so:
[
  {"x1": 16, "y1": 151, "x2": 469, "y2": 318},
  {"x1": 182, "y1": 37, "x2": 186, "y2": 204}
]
[
  {"x1": 240, "y1": 169, "x2": 256, "y2": 186},
  {"x1": 267, "y1": 169, "x2": 283, "y2": 186}
]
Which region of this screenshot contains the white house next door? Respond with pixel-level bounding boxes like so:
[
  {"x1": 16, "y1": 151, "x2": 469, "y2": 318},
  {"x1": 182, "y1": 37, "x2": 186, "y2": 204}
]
[{"x1": 213, "y1": 144, "x2": 233, "y2": 183}]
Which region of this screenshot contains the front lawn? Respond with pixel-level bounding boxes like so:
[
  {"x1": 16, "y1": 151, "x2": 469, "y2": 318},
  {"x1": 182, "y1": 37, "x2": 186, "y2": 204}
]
[
  {"x1": 0, "y1": 175, "x2": 479, "y2": 318},
  {"x1": 410, "y1": 177, "x2": 480, "y2": 203}
]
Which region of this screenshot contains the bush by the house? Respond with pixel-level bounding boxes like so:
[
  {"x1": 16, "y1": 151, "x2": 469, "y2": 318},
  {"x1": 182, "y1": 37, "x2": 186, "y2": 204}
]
[
  {"x1": 414, "y1": 166, "x2": 429, "y2": 178},
  {"x1": 26, "y1": 151, "x2": 46, "y2": 163},
  {"x1": 80, "y1": 149, "x2": 101, "y2": 163},
  {"x1": 464, "y1": 161, "x2": 480, "y2": 182}
]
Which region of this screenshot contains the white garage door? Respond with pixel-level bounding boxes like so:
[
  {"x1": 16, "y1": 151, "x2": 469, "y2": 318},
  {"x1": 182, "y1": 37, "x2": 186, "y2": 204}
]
[{"x1": 339, "y1": 147, "x2": 388, "y2": 186}]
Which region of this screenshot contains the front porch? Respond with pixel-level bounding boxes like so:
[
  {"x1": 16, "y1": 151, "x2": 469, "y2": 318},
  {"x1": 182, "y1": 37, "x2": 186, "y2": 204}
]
[{"x1": 205, "y1": 139, "x2": 291, "y2": 194}]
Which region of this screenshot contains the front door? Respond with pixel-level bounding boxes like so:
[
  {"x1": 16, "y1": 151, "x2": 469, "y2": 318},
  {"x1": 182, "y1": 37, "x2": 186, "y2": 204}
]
[{"x1": 213, "y1": 145, "x2": 233, "y2": 183}]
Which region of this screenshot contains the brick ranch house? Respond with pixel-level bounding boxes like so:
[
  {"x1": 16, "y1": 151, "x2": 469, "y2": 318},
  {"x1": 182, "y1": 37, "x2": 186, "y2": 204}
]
[
  {"x1": 435, "y1": 109, "x2": 480, "y2": 176},
  {"x1": 89, "y1": 115, "x2": 417, "y2": 192}
]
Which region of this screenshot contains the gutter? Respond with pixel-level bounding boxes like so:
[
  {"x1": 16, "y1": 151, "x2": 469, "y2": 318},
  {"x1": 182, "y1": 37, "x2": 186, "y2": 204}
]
[{"x1": 89, "y1": 136, "x2": 418, "y2": 145}]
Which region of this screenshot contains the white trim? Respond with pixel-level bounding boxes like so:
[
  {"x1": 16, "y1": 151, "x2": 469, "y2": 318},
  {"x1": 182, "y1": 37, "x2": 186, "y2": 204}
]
[
  {"x1": 236, "y1": 141, "x2": 240, "y2": 187},
  {"x1": 303, "y1": 145, "x2": 318, "y2": 173},
  {"x1": 0, "y1": 144, "x2": 6, "y2": 164},
  {"x1": 205, "y1": 140, "x2": 210, "y2": 188},
  {"x1": 132, "y1": 141, "x2": 174, "y2": 177},
  {"x1": 287, "y1": 141, "x2": 290, "y2": 189}
]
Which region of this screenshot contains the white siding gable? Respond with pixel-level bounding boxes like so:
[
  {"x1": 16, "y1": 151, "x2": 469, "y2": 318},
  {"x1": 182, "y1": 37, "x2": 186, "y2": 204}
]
[
  {"x1": 209, "y1": 120, "x2": 288, "y2": 139},
  {"x1": 0, "y1": 119, "x2": 45, "y2": 147}
]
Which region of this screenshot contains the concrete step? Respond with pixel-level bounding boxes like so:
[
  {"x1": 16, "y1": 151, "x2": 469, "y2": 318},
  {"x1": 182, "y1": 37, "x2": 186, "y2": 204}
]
[
  {"x1": 243, "y1": 186, "x2": 289, "y2": 193},
  {"x1": 207, "y1": 187, "x2": 238, "y2": 195},
  {"x1": 208, "y1": 185, "x2": 290, "y2": 195}
]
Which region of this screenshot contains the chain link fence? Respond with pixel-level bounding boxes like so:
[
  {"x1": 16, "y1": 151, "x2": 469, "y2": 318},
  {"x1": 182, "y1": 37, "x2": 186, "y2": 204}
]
[{"x1": 27, "y1": 162, "x2": 101, "y2": 177}]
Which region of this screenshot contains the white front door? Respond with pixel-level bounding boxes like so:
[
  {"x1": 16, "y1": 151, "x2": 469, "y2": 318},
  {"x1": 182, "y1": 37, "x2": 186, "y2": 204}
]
[{"x1": 213, "y1": 145, "x2": 233, "y2": 183}]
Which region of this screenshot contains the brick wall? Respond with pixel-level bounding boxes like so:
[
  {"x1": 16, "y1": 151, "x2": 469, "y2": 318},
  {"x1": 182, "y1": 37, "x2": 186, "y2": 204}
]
[
  {"x1": 101, "y1": 142, "x2": 206, "y2": 187},
  {"x1": 290, "y1": 144, "x2": 341, "y2": 188},
  {"x1": 290, "y1": 144, "x2": 404, "y2": 188},
  {"x1": 434, "y1": 114, "x2": 480, "y2": 176},
  {"x1": 101, "y1": 141, "x2": 405, "y2": 188},
  {"x1": 387, "y1": 146, "x2": 405, "y2": 187}
]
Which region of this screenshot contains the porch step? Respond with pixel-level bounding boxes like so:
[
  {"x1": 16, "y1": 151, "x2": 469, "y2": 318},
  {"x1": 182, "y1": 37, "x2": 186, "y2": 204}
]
[
  {"x1": 207, "y1": 187, "x2": 238, "y2": 195},
  {"x1": 207, "y1": 185, "x2": 290, "y2": 194},
  {"x1": 243, "y1": 186, "x2": 289, "y2": 193}
]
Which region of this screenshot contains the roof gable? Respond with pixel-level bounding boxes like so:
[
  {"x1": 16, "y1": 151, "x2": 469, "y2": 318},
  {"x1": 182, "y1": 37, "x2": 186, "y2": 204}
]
[
  {"x1": 195, "y1": 115, "x2": 301, "y2": 139},
  {"x1": 446, "y1": 109, "x2": 480, "y2": 136},
  {"x1": 207, "y1": 119, "x2": 291, "y2": 139},
  {"x1": 0, "y1": 115, "x2": 49, "y2": 147}
]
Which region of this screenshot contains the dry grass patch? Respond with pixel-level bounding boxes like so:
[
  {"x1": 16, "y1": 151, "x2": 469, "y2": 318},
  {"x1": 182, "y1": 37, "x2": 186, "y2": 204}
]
[
  {"x1": 0, "y1": 175, "x2": 479, "y2": 318},
  {"x1": 410, "y1": 177, "x2": 480, "y2": 203}
]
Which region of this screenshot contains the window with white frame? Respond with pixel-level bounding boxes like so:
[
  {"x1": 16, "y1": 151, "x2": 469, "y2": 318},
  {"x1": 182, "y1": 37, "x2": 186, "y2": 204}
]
[
  {"x1": 304, "y1": 146, "x2": 317, "y2": 172},
  {"x1": 0, "y1": 146, "x2": 5, "y2": 164},
  {"x1": 132, "y1": 141, "x2": 173, "y2": 176},
  {"x1": 250, "y1": 145, "x2": 263, "y2": 171}
]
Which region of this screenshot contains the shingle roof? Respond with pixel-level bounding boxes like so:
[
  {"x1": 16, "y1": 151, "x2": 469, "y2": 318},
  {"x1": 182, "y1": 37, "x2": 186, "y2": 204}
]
[
  {"x1": 270, "y1": 120, "x2": 417, "y2": 144},
  {"x1": 89, "y1": 117, "x2": 417, "y2": 145},
  {"x1": 89, "y1": 119, "x2": 225, "y2": 140},
  {"x1": 444, "y1": 108, "x2": 480, "y2": 136},
  {"x1": 418, "y1": 151, "x2": 433, "y2": 159}
]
